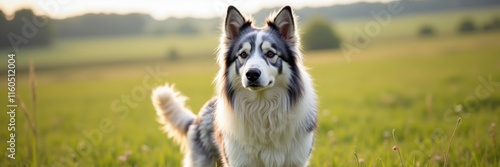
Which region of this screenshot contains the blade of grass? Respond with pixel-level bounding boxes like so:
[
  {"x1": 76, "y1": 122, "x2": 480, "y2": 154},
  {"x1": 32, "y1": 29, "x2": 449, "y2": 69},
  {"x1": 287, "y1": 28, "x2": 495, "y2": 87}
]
[
  {"x1": 29, "y1": 58, "x2": 38, "y2": 167},
  {"x1": 353, "y1": 147, "x2": 360, "y2": 167},
  {"x1": 392, "y1": 129, "x2": 404, "y2": 167},
  {"x1": 17, "y1": 97, "x2": 37, "y2": 136},
  {"x1": 444, "y1": 118, "x2": 461, "y2": 167}
]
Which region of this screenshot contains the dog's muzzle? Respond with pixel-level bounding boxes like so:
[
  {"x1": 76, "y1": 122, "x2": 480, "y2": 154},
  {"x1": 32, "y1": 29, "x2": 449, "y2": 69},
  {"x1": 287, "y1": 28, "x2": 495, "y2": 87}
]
[{"x1": 245, "y1": 68, "x2": 264, "y2": 89}]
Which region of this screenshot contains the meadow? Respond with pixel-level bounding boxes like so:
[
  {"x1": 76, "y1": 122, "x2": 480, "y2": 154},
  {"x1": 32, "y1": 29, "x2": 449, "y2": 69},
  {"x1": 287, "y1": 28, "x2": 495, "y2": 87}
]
[{"x1": 1, "y1": 7, "x2": 500, "y2": 167}]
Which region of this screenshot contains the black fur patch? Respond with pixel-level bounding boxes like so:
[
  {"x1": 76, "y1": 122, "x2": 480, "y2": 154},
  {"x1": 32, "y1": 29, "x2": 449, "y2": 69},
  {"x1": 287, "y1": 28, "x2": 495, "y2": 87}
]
[
  {"x1": 269, "y1": 58, "x2": 283, "y2": 74},
  {"x1": 223, "y1": 28, "x2": 261, "y2": 107},
  {"x1": 234, "y1": 60, "x2": 241, "y2": 75},
  {"x1": 265, "y1": 23, "x2": 304, "y2": 106},
  {"x1": 182, "y1": 119, "x2": 194, "y2": 134},
  {"x1": 279, "y1": 38, "x2": 303, "y2": 107},
  {"x1": 305, "y1": 113, "x2": 317, "y2": 133},
  {"x1": 308, "y1": 138, "x2": 315, "y2": 157},
  {"x1": 221, "y1": 141, "x2": 230, "y2": 165}
]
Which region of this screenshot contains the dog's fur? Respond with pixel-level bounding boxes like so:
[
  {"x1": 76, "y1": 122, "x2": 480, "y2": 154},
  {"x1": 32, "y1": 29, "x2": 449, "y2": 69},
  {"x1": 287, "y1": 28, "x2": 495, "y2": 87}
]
[{"x1": 151, "y1": 6, "x2": 317, "y2": 167}]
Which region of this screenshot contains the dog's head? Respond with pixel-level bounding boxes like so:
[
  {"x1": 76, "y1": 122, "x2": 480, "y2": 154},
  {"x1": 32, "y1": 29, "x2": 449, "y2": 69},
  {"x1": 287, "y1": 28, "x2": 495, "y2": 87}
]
[
  {"x1": 218, "y1": 6, "x2": 301, "y2": 93},
  {"x1": 216, "y1": 5, "x2": 306, "y2": 107}
]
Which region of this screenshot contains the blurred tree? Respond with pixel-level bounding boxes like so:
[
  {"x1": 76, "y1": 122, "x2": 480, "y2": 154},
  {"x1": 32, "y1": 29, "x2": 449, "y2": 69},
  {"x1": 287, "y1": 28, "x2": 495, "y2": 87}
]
[
  {"x1": 167, "y1": 48, "x2": 179, "y2": 61},
  {"x1": 176, "y1": 22, "x2": 199, "y2": 35},
  {"x1": 149, "y1": 24, "x2": 169, "y2": 36},
  {"x1": 418, "y1": 24, "x2": 436, "y2": 37},
  {"x1": 0, "y1": 10, "x2": 9, "y2": 47},
  {"x1": 302, "y1": 18, "x2": 341, "y2": 51},
  {"x1": 0, "y1": 9, "x2": 52, "y2": 49},
  {"x1": 483, "y1": 16, "x2": 500, "y2": 31},
  {"x1": 55, "y1": 13, "x2": 148, "y2": 38},
  {"x1": 458, "y1": 18, "x2": 476, "y2": 33}
]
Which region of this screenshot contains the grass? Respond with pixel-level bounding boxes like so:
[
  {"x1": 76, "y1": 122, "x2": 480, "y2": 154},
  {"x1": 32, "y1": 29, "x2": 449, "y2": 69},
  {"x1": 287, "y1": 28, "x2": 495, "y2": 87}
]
[
  {"x1": 392, "y1": 129, "x2": 405, "y2": 167},
  {"x1": 444, "y1": 118, "x2": 461, "y2": 167},
  {"x1": 0, "y1": 34, "x2": 220, "y2": 69},
  {"x1": 0, "y1": 31, "x2": 499, "y2": 166}
]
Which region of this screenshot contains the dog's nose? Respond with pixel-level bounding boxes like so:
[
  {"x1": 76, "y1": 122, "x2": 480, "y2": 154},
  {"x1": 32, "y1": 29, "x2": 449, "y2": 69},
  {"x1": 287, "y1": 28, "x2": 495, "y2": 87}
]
[{"x1": 245, "y1": 68, "x2": 261, "y2": 82}]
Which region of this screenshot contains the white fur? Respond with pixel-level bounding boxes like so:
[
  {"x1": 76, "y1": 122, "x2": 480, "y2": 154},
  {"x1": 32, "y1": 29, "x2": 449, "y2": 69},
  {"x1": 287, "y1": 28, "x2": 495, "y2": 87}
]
[
  {"x1": 152, "y1": 85, "x2": 195, "y2": 145},
  {"x1": 212, "y1": 6, "x2": 317, "y2": 166},
  {"x1": 153, "y1": 85, "x2": 224, "y2": 167},
  {"x1": 215, "y1": 62, "x2": 316, "y2": 166},
  {"x1": 215, "y1": 25, "x2": 317, "y2": 165}
]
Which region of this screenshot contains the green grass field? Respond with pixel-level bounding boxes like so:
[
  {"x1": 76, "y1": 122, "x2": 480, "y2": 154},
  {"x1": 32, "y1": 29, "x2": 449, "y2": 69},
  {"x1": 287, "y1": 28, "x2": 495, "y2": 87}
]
[
  {"x1": 1, "y1": 30, "x2": 499, "y2": 166},
  {"x1": 0, "y1": 34, "x2": 220, "y2": 70}
]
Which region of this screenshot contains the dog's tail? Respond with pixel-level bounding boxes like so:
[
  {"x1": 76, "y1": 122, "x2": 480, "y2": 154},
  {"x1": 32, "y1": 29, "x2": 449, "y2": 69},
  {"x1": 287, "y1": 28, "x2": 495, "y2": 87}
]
[{"x1": 151, "y1": 84, "x2": 196, "y2": 147}]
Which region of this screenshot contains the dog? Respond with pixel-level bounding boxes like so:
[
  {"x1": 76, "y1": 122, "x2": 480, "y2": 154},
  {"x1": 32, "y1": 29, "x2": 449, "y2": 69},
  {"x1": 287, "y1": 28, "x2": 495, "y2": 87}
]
[{"x1": 151, "y1": 5, "x2": 317, "y2": 167}]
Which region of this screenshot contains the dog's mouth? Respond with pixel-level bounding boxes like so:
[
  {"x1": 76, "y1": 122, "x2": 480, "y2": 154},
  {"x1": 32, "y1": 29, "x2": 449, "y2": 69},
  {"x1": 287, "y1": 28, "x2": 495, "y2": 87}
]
[{"x1": 245, "y1": 80, "x2": 273, "y2": 91}]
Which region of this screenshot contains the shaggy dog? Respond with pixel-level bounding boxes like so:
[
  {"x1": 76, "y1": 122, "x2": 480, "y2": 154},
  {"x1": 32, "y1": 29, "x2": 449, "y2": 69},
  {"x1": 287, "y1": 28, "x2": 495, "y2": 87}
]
[{"x1": 152, "y1": 5, "x2": 317, "y2": 167}]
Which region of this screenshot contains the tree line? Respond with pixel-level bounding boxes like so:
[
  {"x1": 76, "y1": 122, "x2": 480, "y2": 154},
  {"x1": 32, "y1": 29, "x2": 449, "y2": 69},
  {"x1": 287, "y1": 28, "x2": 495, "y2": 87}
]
[
  {"x1": 2, "y1": 0, "x2": 499, "y2": 50},
  {"x1": 54, "y1": 13, "x2": 148, "y2": 38},
  {"x1": 0, "y1": 9, "x2": 153, "y2": 49},
  {"x1": 0, "y1": 9, "x2": 52, "y2": 49}
]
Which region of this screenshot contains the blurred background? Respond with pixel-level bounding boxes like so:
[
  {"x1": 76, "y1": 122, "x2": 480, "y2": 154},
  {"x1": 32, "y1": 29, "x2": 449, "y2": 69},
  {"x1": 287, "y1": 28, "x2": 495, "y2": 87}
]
[{"x1": 0, "y1": 0, "x2": 499, "y2": 166}]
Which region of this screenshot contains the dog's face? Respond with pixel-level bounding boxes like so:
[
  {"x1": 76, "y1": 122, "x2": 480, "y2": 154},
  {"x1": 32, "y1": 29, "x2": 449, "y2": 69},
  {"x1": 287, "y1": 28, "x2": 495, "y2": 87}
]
[
  {"x1": 233, "y1": 31, "x2": 282, "y2": 91},
  {"x1": 221, "y1": 6, "x2": 300, "y2": 92}
]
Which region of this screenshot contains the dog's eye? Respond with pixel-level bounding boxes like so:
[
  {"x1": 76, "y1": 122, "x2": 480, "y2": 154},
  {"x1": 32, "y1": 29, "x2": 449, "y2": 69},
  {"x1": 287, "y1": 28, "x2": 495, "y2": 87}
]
[
  {"x1": 265, "y1": 51, "x2": 276, "y2": 58},
  {"x1": 239, "y1": 52, "x2": 248, "y2": 58}
]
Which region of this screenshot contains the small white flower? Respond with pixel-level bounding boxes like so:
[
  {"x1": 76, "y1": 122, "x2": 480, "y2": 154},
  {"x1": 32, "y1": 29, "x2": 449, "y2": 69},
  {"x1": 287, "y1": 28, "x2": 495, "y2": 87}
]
[
  {"x1": 141, "y1": 145, "x2": 150, "y2": 152},
  {"x1": 327, "y1": 130, "x2": 334, "y2": 137},
  {"x1": 125, "y1": 150, "x2": 132, "y2": 156},
  {"x1": 119, "y1": 155, "x2": 127, "y2": 161},
  {"x1": 454, "y1": 104, "x2": 463, "y2": 112}
]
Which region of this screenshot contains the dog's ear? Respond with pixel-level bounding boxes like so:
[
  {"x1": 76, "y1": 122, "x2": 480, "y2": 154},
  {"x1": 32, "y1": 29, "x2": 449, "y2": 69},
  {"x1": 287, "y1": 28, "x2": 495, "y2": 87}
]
[
  {"x1": 225, "y1": 6, "x2": 247, "y2": 40},
  {"x1": 271, "y1": 6, "x2": 297, "y2": 44}
]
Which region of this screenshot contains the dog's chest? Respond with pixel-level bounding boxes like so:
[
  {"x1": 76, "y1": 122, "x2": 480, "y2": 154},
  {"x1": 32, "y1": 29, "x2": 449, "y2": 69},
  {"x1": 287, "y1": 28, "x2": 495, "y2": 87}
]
[
  {"x1": 233, "y1": 95, "x2": 297, "y2": 143},
  {"x1": 218, "y1": 89, "x2": 313, "y2": 166}
]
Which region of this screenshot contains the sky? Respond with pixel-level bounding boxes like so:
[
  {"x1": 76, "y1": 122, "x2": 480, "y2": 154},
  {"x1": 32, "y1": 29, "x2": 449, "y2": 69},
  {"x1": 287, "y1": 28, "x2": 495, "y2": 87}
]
[{"x1": 0, "y1": 0, "x2": 391, "y2": 20}]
